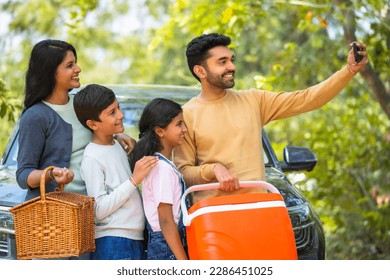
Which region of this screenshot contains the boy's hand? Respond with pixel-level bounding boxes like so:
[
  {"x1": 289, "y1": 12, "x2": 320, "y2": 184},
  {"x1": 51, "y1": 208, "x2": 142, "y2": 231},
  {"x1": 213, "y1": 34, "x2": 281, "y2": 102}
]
[{"x1": 132, "y1": 156, "x2": 159, "y2": 185}]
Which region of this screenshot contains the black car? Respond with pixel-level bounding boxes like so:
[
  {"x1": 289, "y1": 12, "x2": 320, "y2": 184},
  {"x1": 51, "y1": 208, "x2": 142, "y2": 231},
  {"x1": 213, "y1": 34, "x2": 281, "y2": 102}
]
[{"x1": 0, "y1": 84, "x2": 325, "y2": 259}]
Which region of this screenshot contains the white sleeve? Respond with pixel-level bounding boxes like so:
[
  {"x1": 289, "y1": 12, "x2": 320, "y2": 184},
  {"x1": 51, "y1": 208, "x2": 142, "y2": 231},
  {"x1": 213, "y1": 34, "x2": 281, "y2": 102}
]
[{"x1": 80, "y1": 155, "x2": 136, "y2": 221}]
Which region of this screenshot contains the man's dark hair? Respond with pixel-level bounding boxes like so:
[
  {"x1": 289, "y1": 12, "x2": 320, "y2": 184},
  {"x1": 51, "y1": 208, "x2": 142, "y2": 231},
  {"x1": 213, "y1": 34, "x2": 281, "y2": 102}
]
[
  {"x1": 73, "y1": 84, "x2": 116, "y2": 131},
  {"x1": 186, "y1": 33, "x2": 231, "y2": 82}
]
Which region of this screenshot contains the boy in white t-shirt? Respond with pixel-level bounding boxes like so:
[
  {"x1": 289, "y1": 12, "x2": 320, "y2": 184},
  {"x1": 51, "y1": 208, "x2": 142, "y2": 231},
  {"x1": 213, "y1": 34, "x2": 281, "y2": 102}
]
[{"x1": 74, "y1": 84, "x2": 158, "y2": 260}]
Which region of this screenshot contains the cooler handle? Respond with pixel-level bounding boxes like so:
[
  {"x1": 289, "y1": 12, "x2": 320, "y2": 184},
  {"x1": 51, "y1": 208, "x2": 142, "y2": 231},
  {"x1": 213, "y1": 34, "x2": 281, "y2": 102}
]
[{"x1": 181, "y1": 180, "x2": 280, "y2": 226}]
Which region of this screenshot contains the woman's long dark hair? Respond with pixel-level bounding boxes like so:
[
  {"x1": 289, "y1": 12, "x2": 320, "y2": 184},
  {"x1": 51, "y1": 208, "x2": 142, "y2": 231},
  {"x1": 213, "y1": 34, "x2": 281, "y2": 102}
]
[
  {"x1": 129, "y1": 98, "x2": 182, "y2": 172},
  {"x1": 23, "y1": 39, "x2": 77, "y2": 112}
]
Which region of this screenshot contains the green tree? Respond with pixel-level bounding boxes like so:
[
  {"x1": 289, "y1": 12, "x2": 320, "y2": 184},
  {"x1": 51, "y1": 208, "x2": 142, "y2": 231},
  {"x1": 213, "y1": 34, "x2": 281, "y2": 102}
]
[
  {"x1": 144, "y1": 0, "x2": 389, "y2": 117},
  {"x1": 0, "y1": 79, "x2": 22, "y2": 154},
  {"x1": 0, "y1": 0, "x2": 135, "y2": 151},
  {"x1": 1, "y1": 0, "x2": 389, "y2": 259}
]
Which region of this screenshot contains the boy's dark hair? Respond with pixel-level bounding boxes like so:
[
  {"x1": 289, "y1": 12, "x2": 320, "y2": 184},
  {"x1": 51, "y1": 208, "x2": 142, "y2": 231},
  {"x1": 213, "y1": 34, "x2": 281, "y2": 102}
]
[
  {"x1": 24, "y1": 39, "x2": 77, "y2": 112},
  {"x1": 129, "y1": 98, "x2": 182, "y2": 172},
  {"x1": 73, "y1": 84, "x2": 116, "y2": 131},
  {"x1": 186, "y1": 33, "x2": 231, "y2": 82}
]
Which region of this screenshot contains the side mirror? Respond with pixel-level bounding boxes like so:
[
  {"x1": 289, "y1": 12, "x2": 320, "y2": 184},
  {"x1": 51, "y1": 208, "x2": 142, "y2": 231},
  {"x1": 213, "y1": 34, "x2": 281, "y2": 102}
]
[{"x1": 281, "y1": 146, "x2": 317, "y2": 172}]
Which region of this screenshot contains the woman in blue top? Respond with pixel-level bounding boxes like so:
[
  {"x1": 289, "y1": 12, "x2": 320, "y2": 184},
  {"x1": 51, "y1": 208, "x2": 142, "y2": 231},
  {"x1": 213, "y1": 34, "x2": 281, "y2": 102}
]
[{"x1": 16, "y1": 39, "x2": 133, "y2": 201}]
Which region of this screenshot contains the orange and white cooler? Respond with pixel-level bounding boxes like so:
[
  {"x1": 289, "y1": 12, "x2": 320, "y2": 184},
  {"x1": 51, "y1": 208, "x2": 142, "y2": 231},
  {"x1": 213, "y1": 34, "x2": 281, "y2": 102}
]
[{"x1": 181, "y1": 181, "x2": 297, "y2": 260}]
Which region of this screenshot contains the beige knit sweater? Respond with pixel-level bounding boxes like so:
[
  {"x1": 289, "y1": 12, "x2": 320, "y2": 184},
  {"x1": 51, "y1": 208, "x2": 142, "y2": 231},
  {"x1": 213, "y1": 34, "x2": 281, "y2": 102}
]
[{"x1": 174, "y1": 66, "x2": 355, "y2": 203}]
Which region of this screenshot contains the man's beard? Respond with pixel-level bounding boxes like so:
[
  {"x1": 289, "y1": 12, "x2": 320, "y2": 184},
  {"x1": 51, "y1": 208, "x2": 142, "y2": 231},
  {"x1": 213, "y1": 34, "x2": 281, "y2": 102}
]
[{"x1": 205, "y1": 69, "x2": 235, "y2": 89}]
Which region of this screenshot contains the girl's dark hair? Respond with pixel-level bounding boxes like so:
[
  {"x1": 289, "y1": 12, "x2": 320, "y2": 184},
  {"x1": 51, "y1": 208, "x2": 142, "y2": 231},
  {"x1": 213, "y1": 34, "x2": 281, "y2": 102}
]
[
  {"x1": 186, "y1": 33, "x2": 231, "y2": 82},
  {"x1": 129, "y1": 98, "x2": 182, "y2": 171},
  {"x1": 73, "y1": 84, "x2": 116, "y2": 131},
  {"x1": 23, "y1": 39, "x2": 77, "y2": 111}
]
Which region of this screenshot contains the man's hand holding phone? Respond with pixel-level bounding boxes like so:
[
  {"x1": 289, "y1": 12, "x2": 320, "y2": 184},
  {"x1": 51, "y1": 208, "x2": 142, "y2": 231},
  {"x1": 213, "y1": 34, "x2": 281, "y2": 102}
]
[{"x1": 347, "y1": 41, "x2": 368, "y2": 74}]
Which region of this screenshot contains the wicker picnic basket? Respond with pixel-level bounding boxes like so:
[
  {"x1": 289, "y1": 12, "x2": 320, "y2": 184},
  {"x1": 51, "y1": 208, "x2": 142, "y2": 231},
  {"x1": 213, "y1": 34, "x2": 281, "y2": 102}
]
[{"x1": 10, "y1": 166, "x2": 95, "y2": 259}]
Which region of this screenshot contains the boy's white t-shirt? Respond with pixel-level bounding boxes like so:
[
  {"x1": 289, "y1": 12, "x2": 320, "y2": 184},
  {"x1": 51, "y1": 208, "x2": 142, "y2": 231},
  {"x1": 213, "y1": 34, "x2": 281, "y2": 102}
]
[
  {"x1": 80, "y1": 140, "x2": 145, "y2": 240},
  {"x1": 142, "y1": 155, "x2": 182, "y2": 232}
]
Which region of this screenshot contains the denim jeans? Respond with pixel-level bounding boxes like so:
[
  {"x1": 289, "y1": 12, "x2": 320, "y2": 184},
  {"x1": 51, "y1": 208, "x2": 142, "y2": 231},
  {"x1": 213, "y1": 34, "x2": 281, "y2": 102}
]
[
  {"x1": 146, "y1": 226, "x2": 187, "y2": 260},
  {"x1": 91, "y1": 236, "x2": 145, "y2": 260},
  {"x1": 145, "y1": 154, "x2": 189, "y2": 260}
]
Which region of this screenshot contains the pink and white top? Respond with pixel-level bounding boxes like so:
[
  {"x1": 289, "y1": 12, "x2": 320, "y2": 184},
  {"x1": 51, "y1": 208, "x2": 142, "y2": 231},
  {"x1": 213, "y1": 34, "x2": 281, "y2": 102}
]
[{"x1": 141, "y1": 154, "x2": 182, "y2": 232}]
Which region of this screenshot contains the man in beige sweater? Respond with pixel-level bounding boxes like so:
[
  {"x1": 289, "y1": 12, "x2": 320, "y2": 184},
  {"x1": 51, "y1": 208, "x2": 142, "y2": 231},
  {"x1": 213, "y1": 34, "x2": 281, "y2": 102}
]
[{"x1": 173, "y1": 33, "x2": 368, "y2": 203}]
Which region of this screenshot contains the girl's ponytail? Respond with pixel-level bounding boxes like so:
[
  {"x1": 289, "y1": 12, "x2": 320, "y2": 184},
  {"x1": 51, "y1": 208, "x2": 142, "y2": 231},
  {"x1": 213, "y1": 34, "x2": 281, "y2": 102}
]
[{"x1": 129, "y1": 130, "x2": 160, "y2": 171}]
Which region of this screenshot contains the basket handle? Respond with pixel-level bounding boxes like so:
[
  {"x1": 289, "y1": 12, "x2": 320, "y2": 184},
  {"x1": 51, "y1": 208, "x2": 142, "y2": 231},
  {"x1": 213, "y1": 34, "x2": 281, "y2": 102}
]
[
  {"x1": 181, "y1": 180, "x2": 280, "y2": 226},
  {"x1": 40, "y1": 166, "x2": 64, "y2": 200}
]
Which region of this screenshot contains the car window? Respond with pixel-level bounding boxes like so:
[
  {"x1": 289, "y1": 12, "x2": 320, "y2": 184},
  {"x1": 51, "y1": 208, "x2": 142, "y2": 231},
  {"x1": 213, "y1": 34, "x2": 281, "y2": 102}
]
[
  {"x1": 1, "y1": 135, "x2": 18, "y2": 167},
  {"x1": 263, "y1": 149, "x2": 269, "y2": 165},
  {"x1": 8, "y1": 145, "x2": 18, "y2": 166},
  {"x1": 120, "y1": 102, "x2": 146, "y2": 139}
]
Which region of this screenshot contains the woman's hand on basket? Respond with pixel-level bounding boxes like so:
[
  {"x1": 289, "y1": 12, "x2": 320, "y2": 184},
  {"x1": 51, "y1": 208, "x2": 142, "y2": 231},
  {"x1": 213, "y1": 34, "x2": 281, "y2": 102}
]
[{"x1": 52, "y1": 167, "x2": 74, "y2": 185}]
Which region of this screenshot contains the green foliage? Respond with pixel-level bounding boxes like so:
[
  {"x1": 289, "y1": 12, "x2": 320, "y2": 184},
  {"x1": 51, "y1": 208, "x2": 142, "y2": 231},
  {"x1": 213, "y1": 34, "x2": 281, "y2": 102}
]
[
  {"x1": 0, "y1": 0, "x2": 389, "y2": 259},
  {"x1": 0, "y1": 79, "x2": 22, "y2": 153},
  {"x1": 268, "y1": 86, "x2": 390, "y2": 259},
  {"x1": 0, "y1": 86, "x2": 19, "y2": 121}
]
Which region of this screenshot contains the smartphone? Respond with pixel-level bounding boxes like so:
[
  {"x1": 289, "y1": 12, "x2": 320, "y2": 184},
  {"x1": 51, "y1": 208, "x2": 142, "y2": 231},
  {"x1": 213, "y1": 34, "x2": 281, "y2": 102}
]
[{"x1": 352, "y1": 43, "x2": 363, "y2": 63}]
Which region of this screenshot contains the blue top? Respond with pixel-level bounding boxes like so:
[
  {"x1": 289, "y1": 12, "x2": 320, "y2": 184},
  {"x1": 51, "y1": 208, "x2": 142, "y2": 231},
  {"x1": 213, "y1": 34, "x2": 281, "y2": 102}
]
[{"x1": 16, "y1": 102, "x2": 73, "y2": 200}]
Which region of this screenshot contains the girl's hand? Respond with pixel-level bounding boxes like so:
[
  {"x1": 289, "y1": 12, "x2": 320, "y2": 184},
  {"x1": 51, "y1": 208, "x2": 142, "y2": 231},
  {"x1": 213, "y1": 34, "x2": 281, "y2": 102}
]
[
  {"x1": 131, "y1": 156, "x2": 159, "y2": 186},
  {"x1": 158, "y1": 203, "x2": 189, "y2": 260}
]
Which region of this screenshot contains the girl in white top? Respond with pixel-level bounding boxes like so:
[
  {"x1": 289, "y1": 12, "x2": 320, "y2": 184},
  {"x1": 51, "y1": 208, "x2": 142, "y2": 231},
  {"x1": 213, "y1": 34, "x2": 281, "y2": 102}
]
[{"x1": 129, "y1": 98, "x2": 189, "y2": 260}]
